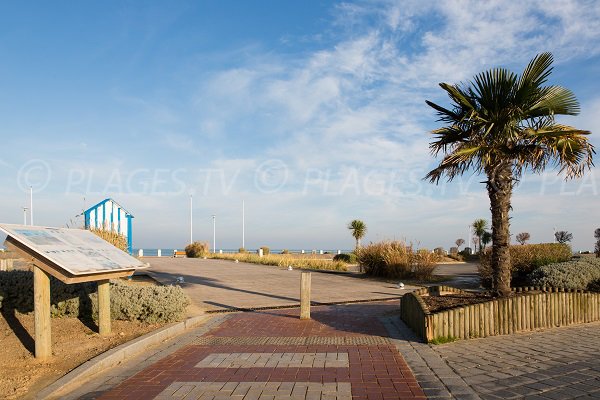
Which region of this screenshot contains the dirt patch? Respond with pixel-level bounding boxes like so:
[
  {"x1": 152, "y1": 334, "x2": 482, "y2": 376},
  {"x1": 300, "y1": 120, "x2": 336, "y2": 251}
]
[
  {"x1": 422, "y1": 292, "x2": 504, "y2": 313},
  {"x1": 0, "y1": 311, "x2": 163, "y2": 399}
]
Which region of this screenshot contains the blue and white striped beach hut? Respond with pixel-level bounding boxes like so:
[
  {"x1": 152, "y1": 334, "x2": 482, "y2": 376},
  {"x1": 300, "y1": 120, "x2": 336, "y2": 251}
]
[{"x1": 83, "y1": 198, "x2": 134, "y2": 254}]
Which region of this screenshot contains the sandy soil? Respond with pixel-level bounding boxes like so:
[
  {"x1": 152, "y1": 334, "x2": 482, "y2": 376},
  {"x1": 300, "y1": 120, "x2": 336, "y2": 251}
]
[{"x1": 0, "y1": 311, "x2": 162, "y2": 399}]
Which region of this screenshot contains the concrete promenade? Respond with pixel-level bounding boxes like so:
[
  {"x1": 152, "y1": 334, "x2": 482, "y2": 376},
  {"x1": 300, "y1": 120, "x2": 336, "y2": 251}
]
[{"x1": 144, "y1": 258, "x2": 418, "y2": 312}]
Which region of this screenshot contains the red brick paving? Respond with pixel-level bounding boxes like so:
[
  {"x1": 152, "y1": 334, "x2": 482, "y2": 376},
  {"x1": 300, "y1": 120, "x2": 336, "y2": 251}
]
[{"x1": 99, "y1": 302, "x2": 426, "y2": 399}]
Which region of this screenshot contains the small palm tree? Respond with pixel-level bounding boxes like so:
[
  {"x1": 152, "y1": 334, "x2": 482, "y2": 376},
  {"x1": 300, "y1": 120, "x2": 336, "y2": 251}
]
[
  {"x1": 348, "y1": 220, "x2": 367, "y2": 250},
  {"x1": 425, "y1": 53, "x2": 594, "y2": 296},
  {"x1": 472, "y1": 219, "x2": 488, "y2": 253},
  {"x1": 455, "y1": 238, "x2": 465, "y2": 250},
  {"x1": 481, "y1": 231, "x2": 493, "y2": 250}
]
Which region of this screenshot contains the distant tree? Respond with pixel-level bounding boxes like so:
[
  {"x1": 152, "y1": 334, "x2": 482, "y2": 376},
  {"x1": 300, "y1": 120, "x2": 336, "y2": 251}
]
[
  {"x1": 516, "y1": 232, "x2": 531, "y2": 245},
  {"x1": 594, "y1": 228, "x2": 600, "y2": 257},
  {"x1": 472, "y1": 219, "x2": 489, "y2": 253},
  {"x1": 554, "y1": 230, "x2": 573, "y2": 244},
  {"x1": 455, "y1": 238, "x2": 465, "y2": 249},
  {"x1": 348, "y1": 220, "x2": 367, "y2": 250},
  {"x1": 481, "y1": 231, "x2": 493, "y2": 250}
]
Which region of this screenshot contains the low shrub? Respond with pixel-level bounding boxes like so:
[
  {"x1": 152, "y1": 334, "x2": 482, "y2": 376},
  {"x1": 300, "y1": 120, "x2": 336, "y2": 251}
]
[
  {"x1": 238, "y1": 247, "x2": 247, "y2": 253},
  {"x1": 185, "y1": 241, "x2": 209, "y2": 258},
  {"x1": 433, "y1": 247, "x2": 446, "y2": 256},
  {"x1": 281, "y1": 249, "x2": 290, "y2": 254},
  {"x1": 447, "y1": 253, "x2": 464, "y2": 262},
  {"x1": 333, "y1": 253, "x2": 357, "y2": 264},
  {"x1": 528, "y1": 258, "x2": 600, "y2": 290},
  {"x1": 479, "y1": 243, "x2": 572, "y2": 287},
  {"x1": 449, "y1": 247, "x2": 458, "y2": 255},
  {"x1": 102, "y1": 281, "x2": 190, "y2": 323},
  {"x1": 356, "y1": 241, "x2": 439, "y2": 280},
  {"x1": 260, "y1": 246, "x2": 270, "y2": 255},
  {"x1": 0, "y1": 271, "x2": 189, "y2": 323}
]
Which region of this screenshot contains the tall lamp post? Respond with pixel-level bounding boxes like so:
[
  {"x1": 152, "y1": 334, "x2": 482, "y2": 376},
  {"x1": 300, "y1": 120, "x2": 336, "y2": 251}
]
[
  {"x1": 30, "y1": 186, "x2": 33, "y2": 226},
  {"x1": 242, "y1": 200, "x2": 245, "y2": 250},
  {"x1": 212, "y1": 215, "x2": 216, "y2": 253},
  {"x1": 189, "y1": 195, "x2": 193, "y2": 245}
]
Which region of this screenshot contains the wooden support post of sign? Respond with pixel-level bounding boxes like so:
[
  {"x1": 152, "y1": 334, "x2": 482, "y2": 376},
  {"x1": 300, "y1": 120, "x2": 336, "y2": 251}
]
[
  {"x1": 300, "y1": 272, "x2": 311, "y2": 320},
  {"x1": 98, "y1": 280, "x2": 111, "y2": 336},
  {"x1": 34, "y1": 265, "x2": 52, "y2": 359}
]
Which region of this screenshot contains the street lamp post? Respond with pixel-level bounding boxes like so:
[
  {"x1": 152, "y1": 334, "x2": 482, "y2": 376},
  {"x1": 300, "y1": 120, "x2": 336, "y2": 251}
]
[
  {"x1": 189, "y1": 195, "x2": 193, "y2": 245},
  {"x1": 212, "y1": 215, "x2": 216, "y2": 253}
]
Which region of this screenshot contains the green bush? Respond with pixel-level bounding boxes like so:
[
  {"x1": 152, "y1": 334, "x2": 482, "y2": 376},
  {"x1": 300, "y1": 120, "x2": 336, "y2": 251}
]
[
  {"x1": 185, "y1": 241, "x2": 209, "y2": 258},
  {"x1": 260, "y1": 246, "x2": 270, "y2": 255},
  {"x1": 102, "y1": 281, "x2": 190, "y2": 323},
  {"x1": 528, "y1": 258, "x2": 600, "y2": 290},
  {"x1": 0, "y1": 271, "x2": 189, "y2": 323},
  {"x1": 333, "y1": 253, "x2": 357, "y2": 263},
  {"x1": 479, "y1": 243, "x2": 572, "y2": 287},
  {"x1": 356, "y1": 241, "x2": 438, "y2": 280}
]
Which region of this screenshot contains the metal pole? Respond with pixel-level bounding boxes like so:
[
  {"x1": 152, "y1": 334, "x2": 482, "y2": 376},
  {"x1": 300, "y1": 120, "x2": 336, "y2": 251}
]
[
  {"x1": 467, "y1": 225, "x2": 471, "y2": 254},
  {"x1": 212, "y1": 215, "x2": 216, "y2": 253},
  {"x1": 30, "y1": 187, "x2": 33, "y2": 226},
  {"x1": 190, "y1": 195, "x2": 193, "y2": 245},
  {"x1": 242, "y1": 200, "x2": 245, "y2": 249}
]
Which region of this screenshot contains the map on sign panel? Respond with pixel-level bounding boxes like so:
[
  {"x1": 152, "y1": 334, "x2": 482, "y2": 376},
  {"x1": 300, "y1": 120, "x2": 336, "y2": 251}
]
[{"x1": 0, "y1": 224, "x2": 145, "y2": 275}]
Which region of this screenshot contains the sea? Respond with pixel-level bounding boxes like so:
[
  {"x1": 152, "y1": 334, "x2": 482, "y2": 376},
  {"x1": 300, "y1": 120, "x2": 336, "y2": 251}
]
[{"x1": 133, "y1": 248, "x2": 352, "y2": 256}]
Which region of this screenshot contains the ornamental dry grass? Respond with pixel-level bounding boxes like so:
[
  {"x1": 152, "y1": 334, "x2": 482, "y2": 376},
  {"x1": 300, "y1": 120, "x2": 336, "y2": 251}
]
[
  {"x1": 356, "y1": 240, "x2": 440, "y2": 280},
  {"x1": 479, "y1": 243, "x2": 572, "y2": 287},
  {"x1": 208, "y1": 253, "x2": 347, "y2": 271}
]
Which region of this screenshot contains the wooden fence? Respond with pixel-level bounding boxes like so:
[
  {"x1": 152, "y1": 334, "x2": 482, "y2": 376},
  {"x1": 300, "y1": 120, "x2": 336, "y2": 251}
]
[{"x1": 401, "y1": 286, "x2": 600, "y2": 343}]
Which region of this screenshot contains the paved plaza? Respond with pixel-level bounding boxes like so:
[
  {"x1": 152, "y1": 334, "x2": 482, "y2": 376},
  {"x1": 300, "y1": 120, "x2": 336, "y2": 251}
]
[
  {"x1": 144, "y1": 258, "x2": 417, "y2": 312},
  {"x1": 62, "y1": 301, "x2": 600, "y2": 400},
  {"x1": 49, "y1": 260, "x2": 600, "y2": 399}
]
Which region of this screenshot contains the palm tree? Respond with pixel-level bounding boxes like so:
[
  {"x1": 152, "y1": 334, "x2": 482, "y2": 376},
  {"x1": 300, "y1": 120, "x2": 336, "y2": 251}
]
[
  {"x1": 594, "y1": 228, "x2": 600, "y2": 258},
  {"x1": 425, "y1": 53, "x2": 594, "y2": 296},
  {"x1": 472, "y1": 219, "x2": 488, "y2": 253},
  {"x1": 481, "y1": 231, "x2": 492, "y2": 250},
  {"x1": 348, "y1": 220, "x2": 367, "y2": 250}
]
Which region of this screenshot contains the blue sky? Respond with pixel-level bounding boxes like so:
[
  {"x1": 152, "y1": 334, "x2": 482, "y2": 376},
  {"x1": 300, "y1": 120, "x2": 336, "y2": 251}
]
[{"x1": 1, "y1": 0, "x2": 599, "y2": 251}]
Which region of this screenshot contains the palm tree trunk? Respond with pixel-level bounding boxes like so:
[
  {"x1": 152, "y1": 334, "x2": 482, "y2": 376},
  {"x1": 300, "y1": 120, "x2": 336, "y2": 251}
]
[{"x1": 487, "y1": 164, "x2": 513, "y2": 297}]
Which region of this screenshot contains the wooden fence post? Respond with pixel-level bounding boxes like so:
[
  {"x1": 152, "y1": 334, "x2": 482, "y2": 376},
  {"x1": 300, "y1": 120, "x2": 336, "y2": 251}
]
[
  {"x1": 34, "y1": 266, "x2": 52, "y2": 359},
  {"x1": 98, "y1": 280, "x2": 111, "y2": 335},
  {"x1": 300, "y1": 272, "x2": 311, "y2": 320}
]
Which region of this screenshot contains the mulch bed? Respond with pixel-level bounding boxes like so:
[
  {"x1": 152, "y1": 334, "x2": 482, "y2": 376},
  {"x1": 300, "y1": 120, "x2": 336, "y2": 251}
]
[{"x1": 421, "y1": 291, "x2": 520, "y2": 313}]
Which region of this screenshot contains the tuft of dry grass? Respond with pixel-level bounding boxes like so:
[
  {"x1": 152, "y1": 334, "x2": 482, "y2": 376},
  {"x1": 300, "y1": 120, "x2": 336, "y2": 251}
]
[
  {"x1": 356, "y1": 240, "x2": 440, "y2": 279},
  {"x1": 208, "y1": 253, "x2": 347, "y2": 271},
  {"x1": 89, "y1": 228, "x2": 128, "y2": 252}
]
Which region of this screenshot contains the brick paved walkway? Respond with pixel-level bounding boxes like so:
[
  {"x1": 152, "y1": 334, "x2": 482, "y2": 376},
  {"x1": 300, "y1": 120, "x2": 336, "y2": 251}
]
[{"x1": 98, "y1": 302, "x2": 426, "y2": 400}]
